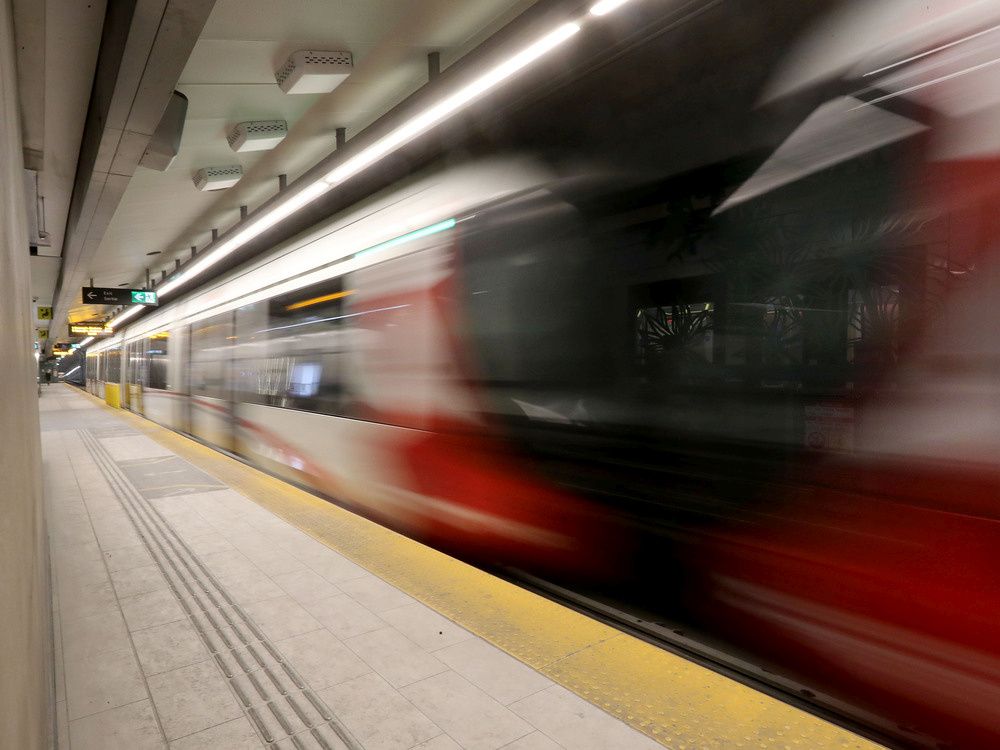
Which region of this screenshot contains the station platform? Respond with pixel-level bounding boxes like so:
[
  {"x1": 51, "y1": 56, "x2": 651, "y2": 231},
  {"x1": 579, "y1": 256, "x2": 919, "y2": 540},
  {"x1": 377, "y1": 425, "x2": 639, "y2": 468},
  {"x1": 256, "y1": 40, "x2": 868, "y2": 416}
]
[{"x1": 41, "y1": 384, "x2": 881, "y2": 750}]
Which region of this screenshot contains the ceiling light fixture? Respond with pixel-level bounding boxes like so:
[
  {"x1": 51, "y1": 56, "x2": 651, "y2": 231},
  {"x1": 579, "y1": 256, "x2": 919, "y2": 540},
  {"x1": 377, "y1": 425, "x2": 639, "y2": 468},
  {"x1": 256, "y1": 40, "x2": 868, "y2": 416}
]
[
  {"x1": 106, "y1": 15, "x2": 592, "y2": 331},
  {"x1": 77, "y1": 336, "x2": 95, "y2": 347}
]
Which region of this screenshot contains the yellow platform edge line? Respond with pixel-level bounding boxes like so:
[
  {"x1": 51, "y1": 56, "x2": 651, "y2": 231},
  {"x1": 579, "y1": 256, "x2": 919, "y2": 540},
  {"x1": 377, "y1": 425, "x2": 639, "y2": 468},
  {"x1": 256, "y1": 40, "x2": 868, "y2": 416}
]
[{"x1": 74, "y1": 386, "x2": 882, "y2": 749}]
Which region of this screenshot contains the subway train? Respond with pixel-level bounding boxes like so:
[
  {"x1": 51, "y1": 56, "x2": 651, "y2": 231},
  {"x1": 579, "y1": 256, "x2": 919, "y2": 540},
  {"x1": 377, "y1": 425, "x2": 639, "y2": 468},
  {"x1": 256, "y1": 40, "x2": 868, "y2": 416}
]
[{"x1": 86, "y1": 0, "x2": 1000, "y2": 747}]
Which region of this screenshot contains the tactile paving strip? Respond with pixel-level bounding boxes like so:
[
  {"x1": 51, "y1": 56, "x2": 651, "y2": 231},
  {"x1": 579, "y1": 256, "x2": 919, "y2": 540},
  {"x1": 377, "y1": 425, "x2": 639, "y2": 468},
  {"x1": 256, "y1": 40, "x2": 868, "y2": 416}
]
[{"x1": 80, "y1": 429, "x2": 361, "y2": 750}]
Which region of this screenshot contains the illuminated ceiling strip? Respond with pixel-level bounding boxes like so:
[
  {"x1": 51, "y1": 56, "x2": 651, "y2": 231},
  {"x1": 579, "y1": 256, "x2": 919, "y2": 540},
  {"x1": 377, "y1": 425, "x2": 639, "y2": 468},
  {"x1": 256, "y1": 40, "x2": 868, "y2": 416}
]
[
  {"x1": 77, "y1": 336, "x2": 95, "y2": 347},
  {"x1": 322, "y1": 24, "x2": 580, "y2": 188},
  {"x1": 285, "y1": 289, "x2": 357, "y2": 311},
  {"x1": 852, "y1": 52, "x2": 1000, "y2": 110},
  {"x1": 590, "y1": 0, "x2": 632, "y2": 16},
  {"x1": 863, "y1": 22, "x2": 1000, "y2": 77},
  {"x1": 106, "y1": 8, "x2": 640, "y2": 332}
]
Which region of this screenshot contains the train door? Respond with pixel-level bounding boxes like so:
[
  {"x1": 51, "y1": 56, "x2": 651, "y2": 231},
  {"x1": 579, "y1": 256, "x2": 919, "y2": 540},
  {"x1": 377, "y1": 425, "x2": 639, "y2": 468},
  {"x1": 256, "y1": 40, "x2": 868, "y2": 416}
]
[
  {"x1": 188, "y1": 312, "x2": 235, "y2": 450},
  {"x1": 172, "y1": 324, "x2": 190, "y2": 434},
  {"x1": 125, "y1": 338, "x2": 147, "y2": 414}
]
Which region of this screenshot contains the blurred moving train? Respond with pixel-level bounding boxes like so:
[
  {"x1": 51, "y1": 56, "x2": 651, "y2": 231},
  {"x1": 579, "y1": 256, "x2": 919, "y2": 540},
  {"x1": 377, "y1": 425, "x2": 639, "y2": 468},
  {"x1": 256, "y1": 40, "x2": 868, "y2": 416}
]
[{"x1": 86, "y1": 0, "x2": 1000, "y2": 747}]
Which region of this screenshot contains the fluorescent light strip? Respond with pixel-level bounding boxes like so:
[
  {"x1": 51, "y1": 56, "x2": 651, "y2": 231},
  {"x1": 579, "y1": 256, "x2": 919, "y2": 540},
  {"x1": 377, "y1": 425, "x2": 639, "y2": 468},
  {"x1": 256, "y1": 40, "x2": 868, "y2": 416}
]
[
  {"x1": 158, "y1": 181, "x2": 333, "y2": 297},
  {"x1": 590, "y1": 0, "x2": 632, "y2": 15},
  {"x1": 106, "y1": 17, "x2": 587, "y2": 332},
  {"x1": 77, "y1": 336, "x2": 95, "y2": 347},
  {"x1": 107, "y1": 305, "x2": 141, "y2": 330},
  {"x1": 62, "y1": 366, "x2": 81, "y2": 377},
  {"x1": 323, "y1": 23, "x2": 580, "y2": 187}
]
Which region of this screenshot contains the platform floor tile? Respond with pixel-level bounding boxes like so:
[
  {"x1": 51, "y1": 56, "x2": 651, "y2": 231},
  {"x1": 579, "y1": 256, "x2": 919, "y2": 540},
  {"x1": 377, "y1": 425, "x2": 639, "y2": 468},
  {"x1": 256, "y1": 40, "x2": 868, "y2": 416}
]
[{"x1": 44, "y1": 385, "x2": 666, "y2": 749}]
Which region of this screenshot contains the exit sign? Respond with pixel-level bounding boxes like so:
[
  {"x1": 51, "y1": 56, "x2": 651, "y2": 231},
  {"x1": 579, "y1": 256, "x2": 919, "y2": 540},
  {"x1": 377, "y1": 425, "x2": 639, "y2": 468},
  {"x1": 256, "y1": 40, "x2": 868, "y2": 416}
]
[
  {"x1": 83, "y1": 287, "x2": 159, "y2": 306},
  {"x1": 131, "y1": 290, "x2": 158, "y2": 305}
]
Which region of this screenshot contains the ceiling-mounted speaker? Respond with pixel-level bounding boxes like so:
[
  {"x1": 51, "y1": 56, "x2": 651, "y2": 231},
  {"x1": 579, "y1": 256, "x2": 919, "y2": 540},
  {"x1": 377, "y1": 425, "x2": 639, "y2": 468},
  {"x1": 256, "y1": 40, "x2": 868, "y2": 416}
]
[
  {"x1": 193, "y1": 165, "x2": 243, "y2": 191},
  {"x1": 275, "y1": 50, "x2": 353, "y2": 94},
  {"x1": 227, "y1": 120, "x2": 288, "y2": 152},
  {"x1": 141, "y1": 91, "x2": 188, "y2": 171}
]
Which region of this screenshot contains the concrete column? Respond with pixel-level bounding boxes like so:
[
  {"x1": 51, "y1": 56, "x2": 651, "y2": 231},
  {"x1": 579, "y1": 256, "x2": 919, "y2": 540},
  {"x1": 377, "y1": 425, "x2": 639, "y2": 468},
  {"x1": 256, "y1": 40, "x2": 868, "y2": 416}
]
[{"x1": 0, "y1": 1, "x2": 52, "y2": 748}]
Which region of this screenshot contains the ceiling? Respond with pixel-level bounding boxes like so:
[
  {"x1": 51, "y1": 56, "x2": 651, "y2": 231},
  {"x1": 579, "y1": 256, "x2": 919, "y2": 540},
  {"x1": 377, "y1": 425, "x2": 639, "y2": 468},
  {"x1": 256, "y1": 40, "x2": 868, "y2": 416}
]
[{"x1": 66, "y1": 0, "x2": 538, "y2": 328}]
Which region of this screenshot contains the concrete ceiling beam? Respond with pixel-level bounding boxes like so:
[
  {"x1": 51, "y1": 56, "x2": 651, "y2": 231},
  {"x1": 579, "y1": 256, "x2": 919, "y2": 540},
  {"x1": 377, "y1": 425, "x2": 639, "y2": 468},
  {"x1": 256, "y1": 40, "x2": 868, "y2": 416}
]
[{"x1": 47, "y1": 0, "x2": 216, "y2": 346}]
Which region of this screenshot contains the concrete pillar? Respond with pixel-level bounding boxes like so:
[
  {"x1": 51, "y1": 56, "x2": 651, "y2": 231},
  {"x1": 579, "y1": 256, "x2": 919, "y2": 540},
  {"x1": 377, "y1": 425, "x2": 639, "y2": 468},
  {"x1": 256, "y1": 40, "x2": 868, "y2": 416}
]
[{"x1": 0, "y1": 0, "x2": 52, "y2": 748}]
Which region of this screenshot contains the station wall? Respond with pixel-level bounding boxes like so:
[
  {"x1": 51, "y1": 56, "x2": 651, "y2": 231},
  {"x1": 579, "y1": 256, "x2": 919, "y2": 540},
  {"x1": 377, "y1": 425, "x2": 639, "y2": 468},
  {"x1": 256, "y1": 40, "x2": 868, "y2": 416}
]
[{"x1": 0, "y1": 0, "x2": 53, "y2": 746}]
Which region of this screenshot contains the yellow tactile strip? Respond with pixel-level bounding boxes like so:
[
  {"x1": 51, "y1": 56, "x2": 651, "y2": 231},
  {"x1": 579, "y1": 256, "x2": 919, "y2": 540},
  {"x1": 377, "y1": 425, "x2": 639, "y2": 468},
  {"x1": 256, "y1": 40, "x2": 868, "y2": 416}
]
[{"x1": 79, "y1": 388, "x2": 883, "y2": 749}]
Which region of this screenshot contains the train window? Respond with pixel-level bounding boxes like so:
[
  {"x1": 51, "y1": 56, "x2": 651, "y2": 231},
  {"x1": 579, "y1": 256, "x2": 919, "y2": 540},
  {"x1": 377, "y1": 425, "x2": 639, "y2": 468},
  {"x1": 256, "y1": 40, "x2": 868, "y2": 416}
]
[
  {"x1": 233, "y1": 278, "x2": 354, "y2": 417},
  {"x1": 611, "y1": 144, "x2": 948, "y2": 451},
  {"x1": 460, "y1": 197, "x2": 614, "y2": 390},
  {"x1": 190, "y1": 313, "x2": 232, "y2": 400},
  {"x1": 147, "y1": 332, "x2": 170, "y2": 390}
]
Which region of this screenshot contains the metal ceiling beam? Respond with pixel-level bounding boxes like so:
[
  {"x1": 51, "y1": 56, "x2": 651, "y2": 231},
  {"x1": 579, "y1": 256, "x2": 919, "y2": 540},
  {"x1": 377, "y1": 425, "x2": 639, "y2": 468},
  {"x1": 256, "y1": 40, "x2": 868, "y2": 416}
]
[{"x1": 47, "y1": 0, "x2": 216, "y2": 347}]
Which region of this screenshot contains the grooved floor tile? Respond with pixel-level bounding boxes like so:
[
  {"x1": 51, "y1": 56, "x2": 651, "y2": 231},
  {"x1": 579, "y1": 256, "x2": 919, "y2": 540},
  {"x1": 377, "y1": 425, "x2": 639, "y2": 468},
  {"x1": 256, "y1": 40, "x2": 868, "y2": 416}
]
[{"x1": 147, "y1": 659, "x2": 243, "y2": 741}]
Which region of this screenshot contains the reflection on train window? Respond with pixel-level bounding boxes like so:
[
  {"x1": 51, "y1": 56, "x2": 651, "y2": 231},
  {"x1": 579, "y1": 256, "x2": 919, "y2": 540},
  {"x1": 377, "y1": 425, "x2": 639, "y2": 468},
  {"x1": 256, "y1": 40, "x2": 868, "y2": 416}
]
[
  {"x1": 233, "y1": 278, "x2": 355, "y2": 417},
  {"x1": 190, "y1": 313, "x2": 231, "y2": 399},
  {"x1": 461, "y1": 197, "x2": 612, "y2": 390},
  {"x1": 104, "y1": 348, "x2": 121, "y2": 384},
  {"x1": 126, "y1": 339, "x2": 146, "y2": 388},
  {"x1": 636, "y1": 303, "x2": 714, "y2": 373},
  {"x1": 147, "y1": 332, "x2": 170, "y2": 390},
  {"x1": 288, "y1": 362, "x2": 322, "y2": 397}
]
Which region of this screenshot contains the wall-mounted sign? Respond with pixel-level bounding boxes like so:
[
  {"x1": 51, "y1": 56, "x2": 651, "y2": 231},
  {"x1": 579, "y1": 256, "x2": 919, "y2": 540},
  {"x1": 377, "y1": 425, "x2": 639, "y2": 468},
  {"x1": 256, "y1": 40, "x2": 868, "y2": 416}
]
[
  {"x1": 37, "y1": 328, "x2": 48, "y2": 340},
  {"x1": 82, "y1": 287, "x2": 159, "y2": 306},
  {"x1": 37, "y1": 306, "x2": 52, "y2": 320},
  {"x1": 70, "y1": 325, "x2": 113, "y2": 335}
]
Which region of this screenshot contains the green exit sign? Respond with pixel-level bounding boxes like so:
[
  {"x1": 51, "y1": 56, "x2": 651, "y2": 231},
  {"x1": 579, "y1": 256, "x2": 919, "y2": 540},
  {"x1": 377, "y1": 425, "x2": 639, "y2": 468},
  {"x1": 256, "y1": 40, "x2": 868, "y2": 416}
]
[{"x1": 131, "y1": 291, "x2": 158, "y2": 305}]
